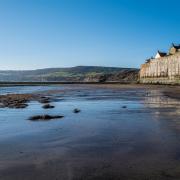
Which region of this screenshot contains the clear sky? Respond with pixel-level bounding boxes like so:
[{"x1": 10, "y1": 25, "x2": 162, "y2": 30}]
[{"x1": 0, "y1": 0, "x2": 180, "y2": 70}]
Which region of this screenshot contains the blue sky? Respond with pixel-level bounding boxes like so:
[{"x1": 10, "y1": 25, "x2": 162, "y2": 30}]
[{"x1": 0, "y1": 0, "x2": 180, "y2": 70}]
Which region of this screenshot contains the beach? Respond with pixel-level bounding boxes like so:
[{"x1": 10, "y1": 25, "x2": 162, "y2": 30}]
[{"x1": 0, "y1": 84, "x2": 180, "y2": 179}]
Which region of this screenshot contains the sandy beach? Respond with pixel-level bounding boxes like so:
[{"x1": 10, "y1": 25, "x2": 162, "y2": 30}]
[{"x1": 0, "y1": 84, "x2": 180, "y2": 180}]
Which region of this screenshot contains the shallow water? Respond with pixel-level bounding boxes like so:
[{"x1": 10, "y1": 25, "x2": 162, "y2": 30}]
[
  {"x1": 0, "y1": 85, "x2": 66, "y2": 95},
  {"x1": 0, "y1": 85, "x2": 180, "y2": 180}
]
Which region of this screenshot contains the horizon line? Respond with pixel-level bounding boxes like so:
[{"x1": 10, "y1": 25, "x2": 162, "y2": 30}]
[{"x1": 0, "y1": 65, "x2": 139, "y2": 71}]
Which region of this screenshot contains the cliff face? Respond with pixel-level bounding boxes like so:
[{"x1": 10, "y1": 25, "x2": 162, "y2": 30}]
[
  {"x1": 140, "y1": 52, "x2": 180, "y2": 84},
  {"x1": 84, "y1": 69, "x2": 139, "y2": 83}
]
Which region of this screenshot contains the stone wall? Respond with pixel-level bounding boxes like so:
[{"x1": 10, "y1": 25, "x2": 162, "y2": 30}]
[{"x1": 140, "y1": 52, "x2": 180, "y2": 84}]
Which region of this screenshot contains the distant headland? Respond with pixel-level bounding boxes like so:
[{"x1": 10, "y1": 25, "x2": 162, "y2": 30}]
[{"x1": 0, "y1": 66, "x2": 139, "y2": 84}]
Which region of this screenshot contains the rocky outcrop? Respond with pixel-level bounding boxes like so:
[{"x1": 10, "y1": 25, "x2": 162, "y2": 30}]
[
  {"x1": 84, "y1": 69, "x2": 139, "y2": 83},
  {"x1": 28, "y1": 115, "x2": 64, "y2": 121},
  {"x1": 0, "y1": 94, "x2": 52, "y2": 109}
]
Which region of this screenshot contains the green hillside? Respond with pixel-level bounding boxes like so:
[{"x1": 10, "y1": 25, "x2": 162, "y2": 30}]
[{"x1": 0, "y1": 66, "x2": 139, "y2": 82}]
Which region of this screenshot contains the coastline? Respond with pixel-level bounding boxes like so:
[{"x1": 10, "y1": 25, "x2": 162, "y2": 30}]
[{"x1": 0, "y1": 81, "x2": 138, "y2": 87}]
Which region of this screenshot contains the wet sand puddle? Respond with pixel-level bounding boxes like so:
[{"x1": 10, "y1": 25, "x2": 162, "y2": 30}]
[{"x1": 0, "y1": 85, "x2": 180, "y2": 180}]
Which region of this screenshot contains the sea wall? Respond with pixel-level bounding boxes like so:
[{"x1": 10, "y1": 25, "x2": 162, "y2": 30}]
[{"x1": 140, "y1": 52, "x2": 180, "y2": 84}]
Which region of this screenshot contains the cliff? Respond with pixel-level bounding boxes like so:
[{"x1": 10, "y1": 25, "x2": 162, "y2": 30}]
[{"x1": 140, "y1": 44, "x2": 180, "y2": 84}]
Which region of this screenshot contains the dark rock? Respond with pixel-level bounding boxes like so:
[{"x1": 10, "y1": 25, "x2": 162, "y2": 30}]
[
  {"x1": 37, "y1": 96, "x2": 52, "y2": 104},
  {"x1": 28, "y1": 115, "x2": 64, "y2": 121},
  {"x1": 42, "y1": 104, "x2": 55, "y2": 109},
  {"x1": 39, "y1": 98, "x2": 51, "y2": 104},
  {"x1": 73, "y1": 108, "x2": 81, "y2": 113},
  {"x1": 0, "y1": 94, "x2": 32, "y2": 109},
  {"x1": 0, "y1": 94, "x2": 53, "y2": 109},
  {"x1": 0, "y1": 103, "x2": 5, "y2": 108},
  {"x1": 122, "y1": 106, "x2": 127, "y2": 109},
  {"x1": 5, "y1": 102, "x2": 28, "y2": 109},
  {"x1": 14, "y1": 104, "x2": 28, "y2": 109}
]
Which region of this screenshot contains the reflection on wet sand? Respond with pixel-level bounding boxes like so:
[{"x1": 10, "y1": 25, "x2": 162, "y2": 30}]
[
  {"x1": 144, "y1": 89, "x2": 180, "y2": 118},
  {"x1": 1, "y1": 85, "x2": 180, "y2": 180}
]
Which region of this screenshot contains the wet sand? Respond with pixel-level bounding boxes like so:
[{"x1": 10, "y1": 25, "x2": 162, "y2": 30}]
[{"x1": 1, "y1": 84, "x2": 180, "y2": 180}]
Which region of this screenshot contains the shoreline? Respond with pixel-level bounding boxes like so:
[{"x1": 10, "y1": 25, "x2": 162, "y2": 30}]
[
  {"x1": 1, "y1": 83, "x2": 180, "y2": 108},
  {"x1": 1, "y1": 81, "x2": 180, "y2": 88},
  {"x1": 1, "y1": 84, "x2": 180, "y2": 179},
  {"x1": 0, "y1": 81, "x2": 138, "y2": 87}
]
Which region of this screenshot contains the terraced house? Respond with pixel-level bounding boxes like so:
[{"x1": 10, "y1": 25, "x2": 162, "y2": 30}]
[{"x1": 140, "y1": 44, "x2": 180, "y2": 84}]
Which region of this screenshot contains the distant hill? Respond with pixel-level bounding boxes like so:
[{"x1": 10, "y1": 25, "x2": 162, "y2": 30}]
[{"x1": 0, "y1": 66, "x2": 139, "y2": 83}]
